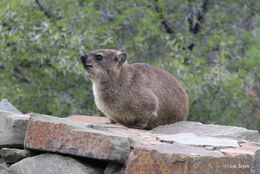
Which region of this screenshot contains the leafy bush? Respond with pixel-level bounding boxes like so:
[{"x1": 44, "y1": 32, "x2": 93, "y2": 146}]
[{"x1": 0, "y1": 0, "x2": 259, "y2": 130}]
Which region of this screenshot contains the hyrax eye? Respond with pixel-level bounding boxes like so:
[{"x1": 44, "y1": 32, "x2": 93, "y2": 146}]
[{"x1": 95, "y1": 55, "x2": 103, "y2": 61}]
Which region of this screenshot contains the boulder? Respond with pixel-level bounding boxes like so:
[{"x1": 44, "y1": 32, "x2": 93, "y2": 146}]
[
  {"x1": 0, "y1": 111, "x2": 29, "y2": 148},
  {"x1": 0, "y1": 148, "x2": 31, "y2": 164},
  {"x1": 24, "y1": 113, "x2": 132, "y2": 163},
  {"x1": 0, "y1": 99, "x2": 22, "y2": 115},
  {"x1": 124, "y1": 143, "x2": 253, "y2": 174},
  {"x1": 9, "y1": 153, "x2": 102, "y2": 174},
  {"x1": 150, "y1": 121, "x2": 260, "y2": 143}
]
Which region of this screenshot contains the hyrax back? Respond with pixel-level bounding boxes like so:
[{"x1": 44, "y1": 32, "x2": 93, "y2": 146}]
[{"x1": 81, "y1": 49, "x2": 189, "y2": 129}]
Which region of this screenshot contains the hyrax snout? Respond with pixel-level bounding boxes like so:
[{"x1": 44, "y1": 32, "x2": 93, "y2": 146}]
[{"x1": 81, "y1": 49, "x2": 189, "y2": 129}]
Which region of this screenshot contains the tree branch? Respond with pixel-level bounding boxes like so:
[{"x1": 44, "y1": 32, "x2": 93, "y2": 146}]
[
  {"x1": 154, "y1": 0, "x2": 174, "y2": 34},
  {"x1": 188, "y1": 0, "x2": 208, "y2": 34},
  {"x1": 13, "y1": 66, "x2": 32, "y2": 83},
  {"x1": 35, "y1": 0, "x2": 52, "y2": 18}
]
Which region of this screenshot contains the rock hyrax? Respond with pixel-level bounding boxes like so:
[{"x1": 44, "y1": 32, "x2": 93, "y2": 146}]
[{"x1": 80, "y1": 49, "x2": 189, "y2": 129}]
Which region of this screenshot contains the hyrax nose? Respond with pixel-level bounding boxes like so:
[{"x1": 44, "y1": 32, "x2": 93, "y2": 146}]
[{"x1": 80, "y1": 54, "x2": 88, "y2": 65}]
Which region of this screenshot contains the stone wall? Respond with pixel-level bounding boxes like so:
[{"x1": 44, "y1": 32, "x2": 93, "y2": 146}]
[{"x1": 0, "y1": 104, "x2": 260, "y2": 174}]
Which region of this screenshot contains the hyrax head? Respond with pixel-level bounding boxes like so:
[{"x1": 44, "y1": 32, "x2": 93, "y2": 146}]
[{"x1": 80, "y1": 49, "x2": 127, "y2": 82}]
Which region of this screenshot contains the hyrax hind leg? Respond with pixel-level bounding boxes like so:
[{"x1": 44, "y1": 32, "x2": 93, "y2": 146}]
[{"x1": 128, "y1": 88, "x2": 159, "y2": 129}]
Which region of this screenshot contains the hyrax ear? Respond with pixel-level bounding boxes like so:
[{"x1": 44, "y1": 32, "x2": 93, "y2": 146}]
[{"x1": 117, "y1": 52, "x2": 127, "y2": 65}]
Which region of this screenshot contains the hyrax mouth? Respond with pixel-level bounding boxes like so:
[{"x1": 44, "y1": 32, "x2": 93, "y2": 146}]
[
  {"x1": 84, "y1": 63, "x2": 92, "y2": 67},
  {"x1": 83, "y1": 64, "x2": 93, "y2": 70}
]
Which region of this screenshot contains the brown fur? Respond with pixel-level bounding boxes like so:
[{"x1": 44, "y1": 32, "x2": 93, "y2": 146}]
[{"x1": 81, "y1": 49, "x2": 189, "y2": 129}]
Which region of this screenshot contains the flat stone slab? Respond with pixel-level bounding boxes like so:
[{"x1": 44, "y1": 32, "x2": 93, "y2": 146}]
[
  {"x1": 0, "y1": 99, "x2": 22, "y2": 115},
  {"x1": 150, "y1": 121, "x2": 260, "y2": 143},
  {"x1": 135, "y1": 142, "x2": 224, "y2": 157},
  {"x1": 123, "y1": 143, "x2": 253, "y2": 174},
  {"x1": 24, "y1": 113, "x2": 132, "y2": 163},
  {"x1": 66, "y1": 115, "x2": 110, "y2": 124},
  {"x1": 65, "y1": 115, "x2": 128, "y2": 131},
  {"x1": 0, "y1": 148, "x2": 31, "y2": 164},
  {"x1": 64, "y1": 115, "x2": 260, "y2": 156},
  {"x1": 157, "y1": 133, "x2": 239, "y2": 148},
  {"x1": 9, "y1": 153, "x2": 102, "y2": 174},
  {"x1": 218, "y1": 142, "x2": 260, "y2": 155},
  {"x1": 65, "y1": 115, "x2": 157, "y2": 142},
  {"x1": 0, "y1": 111, "x2": 29, "y2": 148}
]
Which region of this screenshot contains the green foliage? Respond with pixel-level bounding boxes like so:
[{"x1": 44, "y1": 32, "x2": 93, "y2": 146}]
[{"x1": 0, "y1": 0, "x2": 259, "y2": 130}]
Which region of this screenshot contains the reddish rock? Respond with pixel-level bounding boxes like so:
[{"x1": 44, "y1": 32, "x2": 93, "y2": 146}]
[
  {"x1": 124, "y1": 143, "x2": 253, "y2": 174},
  {"x1": 24, "y1": 113, "x2": 131, "y2": 163}
]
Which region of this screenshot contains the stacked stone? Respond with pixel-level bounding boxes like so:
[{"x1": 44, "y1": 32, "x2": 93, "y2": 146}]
[{"x1": 0, "y1": 99, "x2": 259, "y2": 174}]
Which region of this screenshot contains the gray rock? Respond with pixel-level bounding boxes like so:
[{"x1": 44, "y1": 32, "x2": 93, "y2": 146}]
[
  {"x1": 150, "y1": 121, "x2": 260, "y2": 143},
  {"x1": 157, "y1": 133, "x2": 239, "y2": 148},
  {"x1": 9, "y1": 153, "x2": 103, "y2": 174},
  {"x1": 0, "y1": 148, "x2": 31, "y2": 164},
  {"x1": 104, "y1": 162, "x2": 123, "y2": 174},
  {"x1": 251, "y1": 150, "x2": 260, "y2": 174},
  {"x1": 0, "y1": 164, "x2": 11, "y2": 174},
  {"x1": 0, "y1": 111, "x2": 29, "y2": 148},
  {"x1": 0, "y1": 163, "x2": 17, "y2": 174},
  {"x1": 0, "y1": 99, "x2": 22, "y2": 115}
]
